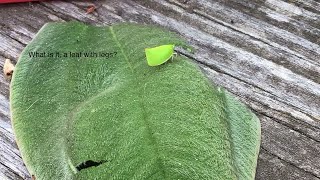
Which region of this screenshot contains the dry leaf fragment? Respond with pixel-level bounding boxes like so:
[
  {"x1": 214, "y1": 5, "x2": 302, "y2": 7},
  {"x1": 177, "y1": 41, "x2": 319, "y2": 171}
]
[
  {"x1": 86, "y1": 5, "x2": 96, "y2": 14},
  {"x1": 3, "y1": 59, "x2": 15, "y2": 80}
]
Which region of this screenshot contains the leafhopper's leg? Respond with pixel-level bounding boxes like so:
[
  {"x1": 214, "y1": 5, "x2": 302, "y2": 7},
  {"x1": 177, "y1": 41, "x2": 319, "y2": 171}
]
[{"x1": 171, "y1": 52, "x2": 178, "y2": 61}]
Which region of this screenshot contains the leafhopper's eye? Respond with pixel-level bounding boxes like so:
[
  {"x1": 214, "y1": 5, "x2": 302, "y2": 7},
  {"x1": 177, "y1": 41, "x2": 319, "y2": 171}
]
[{"x1": 145, "y1": 44, "x2": 175, "y2": 66}]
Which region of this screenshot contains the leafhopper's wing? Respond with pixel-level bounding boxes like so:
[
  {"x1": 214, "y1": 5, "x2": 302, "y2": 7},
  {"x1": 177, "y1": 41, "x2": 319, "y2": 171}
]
[{"x1": 145, "y1": 44, "x2": 175, "y2": 66}]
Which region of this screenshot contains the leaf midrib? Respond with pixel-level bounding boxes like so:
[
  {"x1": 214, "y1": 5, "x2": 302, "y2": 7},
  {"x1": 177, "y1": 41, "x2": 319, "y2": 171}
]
[{"x1": 109, "y1": 26, "x2": 167, "y2": 179}]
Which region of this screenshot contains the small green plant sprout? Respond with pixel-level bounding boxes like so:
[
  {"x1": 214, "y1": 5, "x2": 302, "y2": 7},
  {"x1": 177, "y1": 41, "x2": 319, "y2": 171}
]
[{"x1": 145, "y1": 44, "x2": 175, "y2": 66}]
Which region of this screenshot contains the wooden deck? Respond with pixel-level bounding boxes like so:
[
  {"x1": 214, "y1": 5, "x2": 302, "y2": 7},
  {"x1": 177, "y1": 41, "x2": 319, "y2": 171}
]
[{"x1": 0, "y1": 0, "x2": 319, "y2": 179}]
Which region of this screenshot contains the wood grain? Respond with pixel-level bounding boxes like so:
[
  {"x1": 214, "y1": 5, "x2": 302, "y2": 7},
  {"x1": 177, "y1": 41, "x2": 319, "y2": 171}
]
[{"x1": 0, "y1": 0, "x2": 319, "y2": 179}]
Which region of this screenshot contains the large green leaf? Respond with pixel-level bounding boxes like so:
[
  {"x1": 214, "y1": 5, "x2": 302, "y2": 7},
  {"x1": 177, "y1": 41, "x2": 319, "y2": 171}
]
[{"x1": 10, "y1": 22, "x2": 260, "y2": 180}]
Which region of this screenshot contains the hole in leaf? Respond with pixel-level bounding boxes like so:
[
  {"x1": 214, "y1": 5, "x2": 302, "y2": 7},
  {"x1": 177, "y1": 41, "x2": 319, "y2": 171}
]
[{"x1": 76, "y1": 160, "x2": 107, "y2": 171}]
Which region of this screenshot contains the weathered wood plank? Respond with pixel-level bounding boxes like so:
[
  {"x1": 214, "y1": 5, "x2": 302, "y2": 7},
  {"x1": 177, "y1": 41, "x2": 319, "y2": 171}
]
[
  {"x1": 260, "y1": 115, "x2": 320, "y2": 177},
  {"x1": 0, "y1": 127, "x2": 30, "y2": 180},
  {"x1": 256, "y1": 149, "x2": 320, "y2": 180},
  {"x1": 0, "y1": 0, "x2": 319, "y2": 179},
  {"x1": 0, "y1": 110, "x2": 30, "y2": 180},
  {"x1": 211, "y1": 0, "x2": 320, "y2": 43}
]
